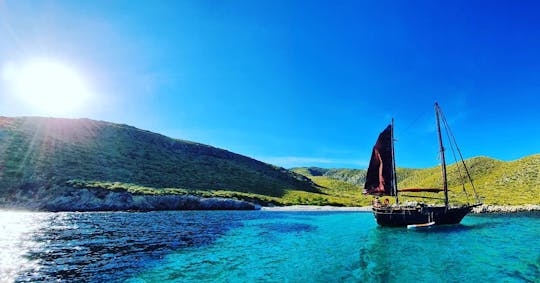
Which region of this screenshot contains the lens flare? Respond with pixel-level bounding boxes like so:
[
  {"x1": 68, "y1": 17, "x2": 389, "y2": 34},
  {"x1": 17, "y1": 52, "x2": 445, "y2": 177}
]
[{"x1": 2, "y1": 59, "x2": 93, "y2": 117}]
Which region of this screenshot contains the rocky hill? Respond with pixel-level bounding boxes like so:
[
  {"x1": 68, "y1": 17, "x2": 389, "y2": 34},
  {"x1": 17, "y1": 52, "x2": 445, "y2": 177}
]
[
  {"x1": 0, "y1": 117, "x2": 319, "y2": 210},
  {"x1": 1, "y1": 116, "x2": 537, "y2": 210}
]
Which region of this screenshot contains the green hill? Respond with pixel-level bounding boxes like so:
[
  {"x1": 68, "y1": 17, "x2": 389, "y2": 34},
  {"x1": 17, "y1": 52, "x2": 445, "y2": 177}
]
[
  {"x1": 393, "y1": 155, "x2": 539, "y2": 205},
  {"x1": 0, "y1": 117, "x2": 320, "y2": 208},
  {"x1": 292, "y1": 155, "x2": 540, "y2": 206},
  {"x1": 1, "y1": 116, "x2": 538, "y2": 209}
]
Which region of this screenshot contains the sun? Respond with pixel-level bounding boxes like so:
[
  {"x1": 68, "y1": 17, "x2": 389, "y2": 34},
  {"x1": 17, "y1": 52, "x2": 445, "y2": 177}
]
[{"x1": 2, "y1": 59, "x2": 93, "y2": 117}]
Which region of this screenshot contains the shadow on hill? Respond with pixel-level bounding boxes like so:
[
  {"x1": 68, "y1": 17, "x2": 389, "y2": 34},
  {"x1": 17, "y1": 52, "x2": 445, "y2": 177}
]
[{"x1": 0, "y1": 117, "x2": 320, "y2": 200}]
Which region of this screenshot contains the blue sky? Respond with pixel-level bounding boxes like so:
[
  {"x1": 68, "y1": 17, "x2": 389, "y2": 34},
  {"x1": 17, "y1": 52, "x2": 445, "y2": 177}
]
[{"x1": 1, "y1": 1, "x2": 539, "y2": 168}]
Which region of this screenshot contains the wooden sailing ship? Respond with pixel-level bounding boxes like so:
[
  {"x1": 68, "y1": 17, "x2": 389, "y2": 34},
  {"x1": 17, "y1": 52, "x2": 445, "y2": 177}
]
[{"x1": 364, "y1": 103, "x2": 482, "y2": 227}]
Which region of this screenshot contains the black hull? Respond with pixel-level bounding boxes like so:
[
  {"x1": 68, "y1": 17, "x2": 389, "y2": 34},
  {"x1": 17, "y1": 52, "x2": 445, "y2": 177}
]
[{"x1": 372, "y1": 204, "x2": 477, "y2": 227}]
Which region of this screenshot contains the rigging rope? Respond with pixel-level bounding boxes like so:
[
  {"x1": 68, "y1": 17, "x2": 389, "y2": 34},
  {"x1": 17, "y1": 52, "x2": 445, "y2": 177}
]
[
  {"x1": 396, "y1": 108, "x2": 432, "y2": 139},
  {"x1": 441, "y1": 112, "x2": 470, "y2": 203},
  {"x1": 438, "y1": 109, "x2": 481, "y2": 203}
]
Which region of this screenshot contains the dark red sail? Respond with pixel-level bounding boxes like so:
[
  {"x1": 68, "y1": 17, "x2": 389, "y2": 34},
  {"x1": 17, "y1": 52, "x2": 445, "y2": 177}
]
[{"x1": 363, "y1": 125, "x2": 396, "y2": 196}]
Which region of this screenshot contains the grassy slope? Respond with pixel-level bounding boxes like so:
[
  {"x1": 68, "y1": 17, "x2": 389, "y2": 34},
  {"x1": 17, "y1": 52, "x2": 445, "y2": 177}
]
[
  {"x1": 0, "y1": 117, "x2": 319, "y2": 202},
  {"x1": 293, "y1": 155, "x2": 540, "y2": 206},
  {"x1": 397, "y1": 156, "x2": 540, "y2": 205},
  {"x1": 1, "y1": 116, "x2": 537, "y2": 207}
]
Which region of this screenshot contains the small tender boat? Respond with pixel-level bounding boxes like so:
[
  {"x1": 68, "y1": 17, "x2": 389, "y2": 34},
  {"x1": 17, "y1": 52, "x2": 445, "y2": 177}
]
[{"x1": 407, "y1": 221, "x2": 436, "y2": 229}]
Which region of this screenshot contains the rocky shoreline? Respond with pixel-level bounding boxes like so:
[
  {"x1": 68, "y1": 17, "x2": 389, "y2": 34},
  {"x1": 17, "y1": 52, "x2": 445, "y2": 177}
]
[
  {"x1": 2, "y1": 186, "x2": 539, "y2": 213},
  {"x1": 261, "y1": 205, "x2": 371, "y2": 211},
  {"x1": 471, "y1": 204, "x2": 540, "y2": 213},
  {"x1": 1, "y1": 187, "x2": 258, "y2": 212},
  {"x1": 261, "y1": 204, "x2": 540, "y2": 213}
]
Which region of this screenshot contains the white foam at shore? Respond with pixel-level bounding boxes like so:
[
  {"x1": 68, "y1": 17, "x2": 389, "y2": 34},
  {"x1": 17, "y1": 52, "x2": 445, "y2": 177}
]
[
  {"x1": 260, "y1": 205, "x2": 372, "y2": 211},
  {"x1": 260, "y1": 204, "x2": 540, "y2": 213}
]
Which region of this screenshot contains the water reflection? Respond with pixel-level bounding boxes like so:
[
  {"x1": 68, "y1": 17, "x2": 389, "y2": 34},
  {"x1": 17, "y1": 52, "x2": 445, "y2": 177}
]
[
  {"x1": 2, "y1": 211, "x2": 537, "y2": 282},
  {"x1": 0, "y1": 211, "x2": 51, "y2": 282},
  {"x1": 358, "y1": 224, "x2": 491, "y2": 282},
  {"x1": 0, "y1": 211, "x2": 251, "y2": 282},
  {"x1": 357, "y1": 215, "x2": 539, "y2": 282}
]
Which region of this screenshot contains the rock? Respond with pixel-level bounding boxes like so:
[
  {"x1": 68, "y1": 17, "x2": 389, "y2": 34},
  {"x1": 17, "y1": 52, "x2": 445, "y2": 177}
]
[
  {"x1": 5, "y1": 186, "x2": 258, "y2": 212},
  {"x1": 472, "y1": 204, "x2": 540, "y2": 213}
]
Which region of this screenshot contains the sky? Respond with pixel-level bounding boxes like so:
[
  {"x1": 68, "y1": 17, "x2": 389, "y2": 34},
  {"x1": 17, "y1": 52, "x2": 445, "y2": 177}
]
[{"x1": 0, "y1": 0, "x2": 539, "y2": 169}]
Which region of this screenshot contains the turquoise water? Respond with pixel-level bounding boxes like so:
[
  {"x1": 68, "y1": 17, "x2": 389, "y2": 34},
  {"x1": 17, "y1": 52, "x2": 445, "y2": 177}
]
[
  {"x1": 1, "y1": 211, "x2": 538, "y2": 282},
  {"x1": 127, "y1": 212, "x2": 539, "y2": 283}
]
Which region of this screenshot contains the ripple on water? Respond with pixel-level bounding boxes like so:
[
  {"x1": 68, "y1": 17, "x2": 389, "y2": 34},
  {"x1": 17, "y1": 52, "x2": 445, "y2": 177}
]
[
  {"x1": 1, "y1": 211, "x2": 538, "y2": 282},
  {"x1": 1, "y1": 211, "x2": 251, "y2": 282}
]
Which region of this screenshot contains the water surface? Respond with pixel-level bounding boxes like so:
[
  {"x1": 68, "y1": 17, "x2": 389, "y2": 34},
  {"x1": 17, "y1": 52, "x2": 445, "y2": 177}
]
[{"x1": 0, "y1": 210, "x2": 538, "y2": 282}]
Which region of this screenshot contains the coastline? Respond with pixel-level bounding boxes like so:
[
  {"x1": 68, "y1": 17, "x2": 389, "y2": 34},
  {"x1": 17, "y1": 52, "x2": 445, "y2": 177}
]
[
  {"x1": 471, "y1": 204, "x2": 540, "y2": 213},
  {"x1": 261, "y1": 204, "x2": 540, "y2": 213},
  {"x1": 261, "y1": 205, "x2": 372, "y2": 212}
]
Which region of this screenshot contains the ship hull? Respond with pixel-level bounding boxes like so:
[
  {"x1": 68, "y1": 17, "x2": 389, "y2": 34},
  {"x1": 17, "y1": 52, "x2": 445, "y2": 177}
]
[{"x1": 372, "y1": 204, "x2": 477, "y2": 227}]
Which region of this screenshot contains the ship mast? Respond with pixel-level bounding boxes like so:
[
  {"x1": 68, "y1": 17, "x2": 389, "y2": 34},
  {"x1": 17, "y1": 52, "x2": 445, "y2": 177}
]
[
  {"x1": 435, "y1": 103, "x2": 449, "y2": 208},
  {"x1": 391, "y1": 118, "x2": 399, "y2": 204}
]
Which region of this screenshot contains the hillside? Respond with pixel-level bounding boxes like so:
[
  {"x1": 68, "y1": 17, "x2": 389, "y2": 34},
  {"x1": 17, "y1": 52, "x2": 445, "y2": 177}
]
[
  {"x1": 0, "y1": 117, "x2": 319, "y2": 209},
  {"x1": 292, "y1": 155, "x2": 540, "y2": 206},
  {"x1": 398, "y1": 155, "x2": 540, "y2": 205},
  {"x1": 1, "y1": 116, "x2": 537, "y2": 210},
  {"x1": 292, "y1": 167, "x2": 419, "y2": 187}
]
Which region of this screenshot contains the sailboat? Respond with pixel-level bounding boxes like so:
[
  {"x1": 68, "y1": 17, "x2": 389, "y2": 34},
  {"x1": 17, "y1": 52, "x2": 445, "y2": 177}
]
[{"x1": 363, "y1": 103, "x2": 482, "y2": 227}]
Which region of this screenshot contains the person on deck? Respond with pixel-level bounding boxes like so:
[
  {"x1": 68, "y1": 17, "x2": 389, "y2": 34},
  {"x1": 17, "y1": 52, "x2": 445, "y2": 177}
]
[{"x1": 374, "y1": 198, "x2": 381, "y2": 207}]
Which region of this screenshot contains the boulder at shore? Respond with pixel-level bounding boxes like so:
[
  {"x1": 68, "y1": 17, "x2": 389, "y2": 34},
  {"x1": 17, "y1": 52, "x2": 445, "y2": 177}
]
[
  {"x1": 472, "y1": 204, "x2": 540, "y2": 213},
  {"x1": 2, "y1": 187, "x2": 258, "y2": 212}
]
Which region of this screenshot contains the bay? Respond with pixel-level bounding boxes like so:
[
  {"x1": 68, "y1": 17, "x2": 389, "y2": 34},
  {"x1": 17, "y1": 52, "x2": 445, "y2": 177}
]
[{"x1": 0, "y1": 210, "x2": 538, "y2": 282}]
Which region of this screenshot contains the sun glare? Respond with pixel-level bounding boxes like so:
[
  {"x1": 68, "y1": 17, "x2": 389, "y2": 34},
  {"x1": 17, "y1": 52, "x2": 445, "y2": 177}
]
[
  {"x1": 0, "y1": 211, "x2": 46, "y2": 282},
  {"x1": 2, "y1": 59, "x2": 93, "y2": 117}
]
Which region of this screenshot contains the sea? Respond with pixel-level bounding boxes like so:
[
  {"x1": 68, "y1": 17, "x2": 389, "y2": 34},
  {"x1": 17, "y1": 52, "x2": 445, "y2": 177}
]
[{"x1": 0, "y1": 210, "x2": 538, "y2": 283}]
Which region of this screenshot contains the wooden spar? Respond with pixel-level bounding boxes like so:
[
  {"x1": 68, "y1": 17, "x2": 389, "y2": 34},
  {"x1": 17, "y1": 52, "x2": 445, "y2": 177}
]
[
  {"x1": 435, "y1": 103, "x2": 449, "y2": 208},
  {"x1": 391, "y1": 118, "x2": 399, "y2": 204},
  {"x1": 399, "y1": 194, "x2": 446, "y2": 200},
  {"x1": 399, "y1": 188, "x2": 444, "y2": 192}
]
